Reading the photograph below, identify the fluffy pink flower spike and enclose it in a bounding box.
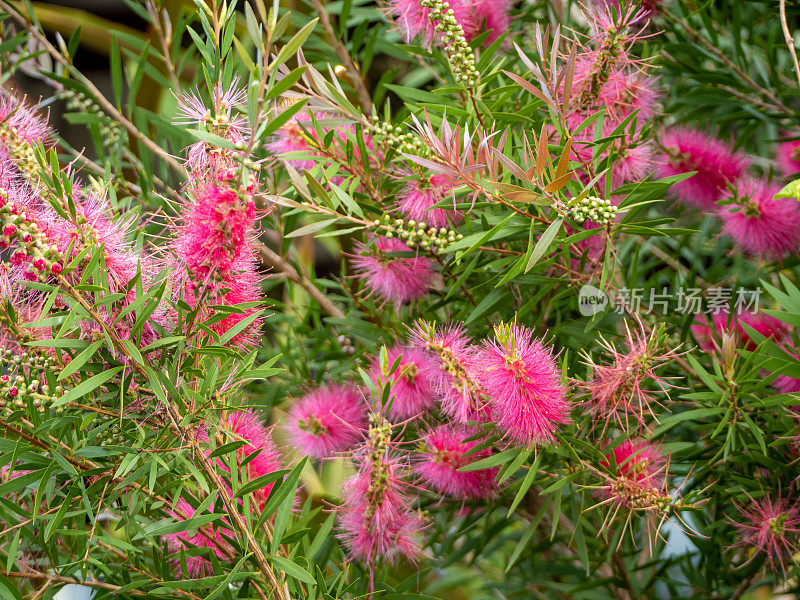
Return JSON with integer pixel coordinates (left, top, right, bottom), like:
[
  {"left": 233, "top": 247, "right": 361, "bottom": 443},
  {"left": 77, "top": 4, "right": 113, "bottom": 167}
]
[
  {"left": 415, "top": 425, "right": 497, "bottom": 498},
  {"left": 370, "top": 345, "right": 438, "bottom": 420},
  {"left": 476, "top": 322, "right": 569, "bottom": 446},
  {"left": 284, "top": 383, "right": 367, "bottom": 459},
  {"left": 718, "top": 178, "right": 800, "bottom": 260},
  {"left": 350, "top": 235, "right": 436, "bottom": 305},
  {"left": 658, "top": 127, "right": 749, "bottom": 210},
  {"left": 162, "top": 498, "right": 234, "bottom": 578},
  {"left": 409, "top": 320, "right": 487, "bottom": 422},
  {"left": 337, "top": 414, "right": 424, "bottom": 563}
]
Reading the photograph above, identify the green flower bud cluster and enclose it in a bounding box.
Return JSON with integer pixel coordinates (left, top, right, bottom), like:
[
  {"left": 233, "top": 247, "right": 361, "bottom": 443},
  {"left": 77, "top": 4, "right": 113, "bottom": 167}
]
[
  {"left": 0, "top": 122, "right": 38, "bottom": 182},
  {"left": 372, "top": 213, "right": 463, "bottom": 251},
  {"left": 367, "top": 117, "right": 430, "bottom": 158},
  {"left": 94, "top": 412, "right": 128, "bottom": 447},
  {"left": 0, "top": 363, "right": 64, "bottom": 417},
  {"left": 368, "top": 413, "right": 393, "bottom": 455},
  {"left": 569, "top": 195, "right": 616, "bottom": 226},
  {"left": 419, "top": 0, "right": 479, "bottom": 87},
  {"left": 58, "top": 89, "right": 121, "bottom": 148}
]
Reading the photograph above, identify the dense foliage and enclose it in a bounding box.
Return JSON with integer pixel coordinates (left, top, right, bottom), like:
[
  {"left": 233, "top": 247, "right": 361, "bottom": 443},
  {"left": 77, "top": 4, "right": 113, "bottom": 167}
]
[{"left": 0, "top": 0, "right": 800, "bottom": 598}]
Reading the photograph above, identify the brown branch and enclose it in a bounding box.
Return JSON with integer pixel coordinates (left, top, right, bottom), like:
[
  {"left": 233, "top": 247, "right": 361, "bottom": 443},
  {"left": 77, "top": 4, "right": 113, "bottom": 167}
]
[
  {"left": 0, "top": 0, "right": 187, "bottom": 175},
  {"left": 780, "top": 0, "right": 800, "bottom": 91},
  {"left": 258, "top": 243, "right": 346, "bottom": 318}
]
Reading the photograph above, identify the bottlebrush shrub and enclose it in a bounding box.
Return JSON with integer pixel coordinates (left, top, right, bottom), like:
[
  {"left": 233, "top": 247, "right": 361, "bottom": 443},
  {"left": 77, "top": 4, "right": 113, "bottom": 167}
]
[{"left": 1, "top": 0, "right": 800, "bottom": 599}]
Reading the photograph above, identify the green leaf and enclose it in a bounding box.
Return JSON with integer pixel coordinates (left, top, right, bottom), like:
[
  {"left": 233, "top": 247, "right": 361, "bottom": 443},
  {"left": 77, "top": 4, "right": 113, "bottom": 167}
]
[
  {"left": 52, "top": 366, "right": 124, "bottom": 407},
  {"left": 525, "top": 218, "right": 562, "bottom": 272},
  {"left": 57, "top": 339, "right": 104, "bottom": 380},
  {"left": 267, "top": 555, "right": 315, "bottom": 585}
]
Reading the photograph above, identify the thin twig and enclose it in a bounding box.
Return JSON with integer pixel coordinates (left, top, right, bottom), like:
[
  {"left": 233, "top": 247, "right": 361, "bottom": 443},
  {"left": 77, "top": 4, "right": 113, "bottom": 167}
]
[
  {"left": 0, "top": 0, "right": 186, "bottom": 175},
  {"left": 658, "top": 4, "right": 793, "bottom": 115},
  {"left": 259, "top": 243, "right": 346, "bottom": 318},
  {"left": 780, "top": 0, "right": 800, "bottom": 91},
  {"left": 308, "top": 0, "right": 373, "bottom": 112}
]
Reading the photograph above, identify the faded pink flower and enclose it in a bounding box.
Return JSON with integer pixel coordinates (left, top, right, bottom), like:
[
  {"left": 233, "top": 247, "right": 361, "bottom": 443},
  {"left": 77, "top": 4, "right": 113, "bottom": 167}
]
[
  {"left": 691, "top": 309, "right": 787, "bottom": 352},
  {"left": 476, "top": 323, "right": 569, "bottom": 446},
  {"left": 583, "top": 322, "right": 681, "bottom": 432},
  {"left": 284, "top": 383, "right": 367, "bottom": 459},
  {"left": 162, "top": 498, "right": 234, "bottom": 578},
  {"left": 718, "top": 178, "right": 800, "bottom": 260},
  {"left": 409, "top": 321, "right": 487, "bottom": 422},
  {"left": 370, "top": 345, "right": 438, "bottom": 420},
  {"left": 658, "top": 127, "right": 749, "bottom": 210},
  {"left": 177, "top": 79, "right": 249, "bottom": 179},
  {"left": 776, "top": 137, "right": 800, "bottom": 177},
  {"left": 350, "top": 236, "right": 436, "bottom": 304},
  {"left": 415, "top": 425, "right": 497, "bottom": 498},
  {"left": 730, "top": 493, "right": 800, "bottom": 577},
  {"left": 266, "top": 111, "right": 375, "bottom": 183},
  {"left": 396, "top": 174, "right": 462, "bottom": 228},
  {"left": 338, "top": 451, "right": 423, "bottom": 563},
  {"left": 43, "top": 190, "right": 139, "bottom": 289},
  {"left": 592, "top": 0, "right": 664, "bottom": 17},
  {"left": 775, "top": 373, "right": 800, "bottom": 394}
]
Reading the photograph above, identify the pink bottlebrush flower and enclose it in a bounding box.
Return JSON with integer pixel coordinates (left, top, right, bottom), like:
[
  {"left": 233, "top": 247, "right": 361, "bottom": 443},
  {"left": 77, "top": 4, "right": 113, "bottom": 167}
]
[
  {"left": 582, "top": 321, "right": 679, "bottom": 432},
  {"left": 176, "top": 184, "right": 256, "bottom": 281},
  {"left": 476, "top": 323, "right": 569, "bottom": 446},
  {"left": 718, "top": 178, "right": 800, "bottom": 260},
  {"left": 162, "top": 498, "right": 234, "bottom": 578},
  {"left": 173, "top": 252, "right": 265, "bottom": 350},
  {"left": 370, "top": 345, "right": 438, "bottom": 420},
  {"left": 613, "top": 139, "right": 656, "bottom": 187},
  {"left": 267, "top": 111, "right": 374, "bottom": 183},
  {"left": 775, "top": 374, "right": 800, "bottom": 394},
  {"left": 176, "top": 78, "right": 247, "bottom": 131},
  {"left": 338, "top": 450, "right": 423, "bottom": 563},
  {"left": 691, "top": 309, "right": 788, "bottom": 352},
  {"left": 266, "top": 111, "right": 319, "bottom": 173},
  {"left": 409, "top": 320, "right": 488, "bottom": 422},
  {"left": 730, "top": 493, "right": 800, "bottom": 577},
  {"left": 388, "top": 0, "right": 474, "bottom": 45},
  {"left": 396, "top": 174, "right": 462, "bottom": 228},
  {"left": 199, "top": 410, "right": 284, "bottom": 506},
  {"left": 465, "top": 0, "right": 511, "bottom": 43},
  {"left": 0, "top": 95, "right": 53, "bottom": 150},
  {"left": 415, "top": 425, "right": 497, "bottom": 498},
  {"left": 350, "top": 236, "right": 436, "bottom": 305},
  {"left": 568, "top": 57, "right": 659, "bottom": 129},
  {"left": 284, "top": 383, "right": 367, "bottom": 459},
  {"left": 658, "top": 127, "right": 749, "bottom": 210},
  {"left": 600, "top": 70, "right": 660, "bottom": 123},
  {"left": 776, "top": 137, "right": 800, "bottom": 177},
  {"left": 42, "top": 189, "right": 139, "bottom": 289},
  {"left": 598, "top": 440, "right": 667, "bottom": 508},
  {"left": 177, "top": 79, "right": 249, "bottom": 179}
]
